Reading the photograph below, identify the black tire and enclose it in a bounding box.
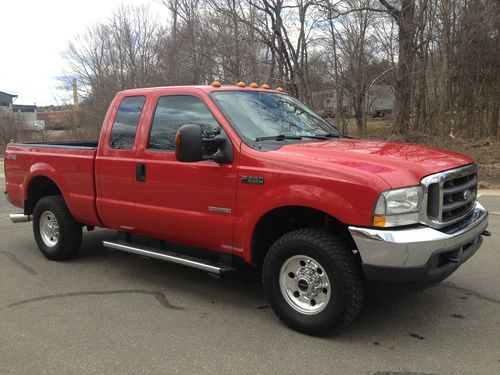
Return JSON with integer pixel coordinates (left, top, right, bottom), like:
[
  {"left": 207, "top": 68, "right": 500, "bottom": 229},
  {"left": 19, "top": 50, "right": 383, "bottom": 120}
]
[
  {"left": 262, "top": 228, "right": 364, "bottom": 336},
  {"left": 33, "top": 195, "right": 82, "bottom": 260}
]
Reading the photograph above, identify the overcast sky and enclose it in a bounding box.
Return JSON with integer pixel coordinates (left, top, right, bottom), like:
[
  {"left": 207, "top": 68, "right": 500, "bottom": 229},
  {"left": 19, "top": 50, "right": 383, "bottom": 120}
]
[{"left": 0, "top": 0, "right": 168, "bottom": 106}]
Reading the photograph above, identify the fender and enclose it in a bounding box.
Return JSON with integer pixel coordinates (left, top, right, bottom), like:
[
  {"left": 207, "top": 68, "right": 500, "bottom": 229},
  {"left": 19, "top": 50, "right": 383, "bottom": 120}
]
[
  {"left": 23, "top": 162, "right": 102, "bottom": 227},
  {"left": 25, "top": 162, "right": 69, "bottom": 201},
  {"left": 235, "top": 183, "right": 372, "bottom": 263}
]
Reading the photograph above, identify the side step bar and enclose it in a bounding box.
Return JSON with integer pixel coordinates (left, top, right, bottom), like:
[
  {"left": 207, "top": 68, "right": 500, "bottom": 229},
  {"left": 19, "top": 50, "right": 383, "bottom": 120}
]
[
  {"left": 102, "top": 240, "right": 235, "bottom": 275},
  {"left": 9, "top": 213, "right": 32, "bottom": 223}
]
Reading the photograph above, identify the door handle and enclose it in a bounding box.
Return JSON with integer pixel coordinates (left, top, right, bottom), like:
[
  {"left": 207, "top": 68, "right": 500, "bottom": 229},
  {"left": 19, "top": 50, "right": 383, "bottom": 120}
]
[{"left": 136, "top": 163, "right": 146, "bottom": 182}]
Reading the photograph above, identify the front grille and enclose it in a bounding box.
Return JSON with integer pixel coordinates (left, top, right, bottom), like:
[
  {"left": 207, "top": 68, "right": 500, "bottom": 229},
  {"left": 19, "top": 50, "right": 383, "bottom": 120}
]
[
  {"left": 441, "top": 173, "right": 477, "bottom": 221},
  {"left": 423, "top": 164, "right": 478, "bottom": 228}
]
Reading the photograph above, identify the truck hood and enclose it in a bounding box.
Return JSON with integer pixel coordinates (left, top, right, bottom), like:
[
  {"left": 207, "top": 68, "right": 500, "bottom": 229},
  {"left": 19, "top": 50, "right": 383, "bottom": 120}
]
[{"left": 275, "top": 139, "right": 474, "bottom": 188}]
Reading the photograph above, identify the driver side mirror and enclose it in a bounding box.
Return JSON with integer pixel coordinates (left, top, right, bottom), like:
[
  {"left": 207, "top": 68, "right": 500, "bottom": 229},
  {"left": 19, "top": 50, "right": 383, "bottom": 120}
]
[
  {"left": 175, "top": 124, "right": 233, "bottom": 164},
  {"left": 175, "top": 124, "right": 203, "bottom": 162}
]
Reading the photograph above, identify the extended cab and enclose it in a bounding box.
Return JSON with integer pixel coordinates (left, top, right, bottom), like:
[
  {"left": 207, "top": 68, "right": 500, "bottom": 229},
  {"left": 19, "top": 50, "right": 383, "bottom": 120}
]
[{"left": 4, "top": 84, "right": 489, "bottom": 335}]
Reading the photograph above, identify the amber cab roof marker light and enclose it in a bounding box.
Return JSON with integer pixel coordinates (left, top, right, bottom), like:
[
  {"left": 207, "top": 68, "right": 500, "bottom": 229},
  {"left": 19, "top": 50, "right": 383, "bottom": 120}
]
[
  {"left": 275, "top": 86, "right": 284, "bottom": 92},
  {"left": 211, "top": 81, "right": 222, "bottom": 87},
  {"left": 236, "top": 81, "right": 246, "bottom": 87},
  {"left": 249, "top": 82, "right": 259, "bottom": 88},
  {"left": 261, "top": 83, "right": 270, "bottom": 89}
]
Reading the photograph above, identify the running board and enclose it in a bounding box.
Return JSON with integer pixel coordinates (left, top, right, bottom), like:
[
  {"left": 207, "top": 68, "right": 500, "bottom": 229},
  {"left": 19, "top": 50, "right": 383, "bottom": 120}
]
[{"left": 102, "top": 240, "right": 235, "bottom": 275}]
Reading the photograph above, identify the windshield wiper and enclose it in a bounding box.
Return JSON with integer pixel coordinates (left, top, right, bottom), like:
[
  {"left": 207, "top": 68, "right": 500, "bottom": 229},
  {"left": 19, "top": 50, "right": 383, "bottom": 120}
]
[
  {"left": 255, "top": 134, "right": 303, "bottom": 142},
  {"left": 300, "top": 135, "right": 330, "bottom": 140},
  {"left": 315, "top": 133, "right": 341, "bottom": 138},
  {"left": 254, "top": 133, "right": 342, "bottom": 142}
]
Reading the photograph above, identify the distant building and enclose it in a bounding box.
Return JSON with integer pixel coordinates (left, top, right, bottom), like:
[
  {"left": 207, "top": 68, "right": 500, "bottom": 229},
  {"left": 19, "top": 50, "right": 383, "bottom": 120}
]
[
  {"left": 0, "top": 91, "right": 18, "bottom": 116},
  {"left": 365, "top": 85, "right": 395, "bottom": 116},
  {"left": 12, "top": 104, "right": 37, "bottom": 125},
  {"left": 37, "top": 108, "right": 75, "bottom": 130},
  {"left": 0, "top": 90, "right": 39, "bottom": 128},
  {"left": 1, "top": 83, "right": 80, "bottom": 131},
  {"left": 311, "top": 84, "right": 395, "bottom": 117},
  {"left": 36, "top": 81, "right": 80, "bottom": 130}
]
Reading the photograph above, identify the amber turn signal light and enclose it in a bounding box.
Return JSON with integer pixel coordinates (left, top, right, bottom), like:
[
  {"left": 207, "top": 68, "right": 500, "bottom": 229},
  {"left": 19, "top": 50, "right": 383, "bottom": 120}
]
[
  {"left": 261, "top": 83, "right": 270, "bottom": 89},
  {"left": 372, "top": 215, "right": 387, "bottom": 227},
  {"left": 175, "top": 132, "right": 182, "bottom": 159},
  {"left": 275, "top": 86, "right": 284, "bottom": 92},
  {"left": 237, "top": 81, "right": 246, "bottom": 87},
  {"left": 249, "top": 82, "right": 259, "bottom": 88},
  {"left": 211, "top": 81, "right": 221, "bottom": 87}
]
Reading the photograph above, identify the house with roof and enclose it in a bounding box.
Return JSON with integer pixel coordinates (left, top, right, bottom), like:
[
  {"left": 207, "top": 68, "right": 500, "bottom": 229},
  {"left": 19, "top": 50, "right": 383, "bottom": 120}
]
[
  {"left": 311, "top": 84, "right": 395, "bottom": 118},
  {"left": 0, "top": 91, "right": 39, "bottom": 128},
  {"left": 0, "top": 91, "right": 18, "bottom": 110}
]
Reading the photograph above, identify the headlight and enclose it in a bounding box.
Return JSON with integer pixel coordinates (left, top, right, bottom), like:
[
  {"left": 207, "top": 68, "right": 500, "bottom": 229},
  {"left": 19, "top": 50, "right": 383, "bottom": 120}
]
[{"left": 373, "top": 186, "right": 422, "bottom": 227}]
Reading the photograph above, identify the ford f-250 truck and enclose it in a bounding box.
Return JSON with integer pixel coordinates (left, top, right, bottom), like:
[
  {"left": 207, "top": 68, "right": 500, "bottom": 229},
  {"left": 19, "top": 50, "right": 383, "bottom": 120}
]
[{"left": 4, "top": 83, "right": 489, "bottom": 335}]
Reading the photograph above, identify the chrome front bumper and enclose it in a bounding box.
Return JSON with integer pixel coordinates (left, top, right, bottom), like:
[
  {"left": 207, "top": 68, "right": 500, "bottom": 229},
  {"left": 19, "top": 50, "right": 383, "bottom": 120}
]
[{"left": 348, "top": 202, "right": 488, "bottom": 283}]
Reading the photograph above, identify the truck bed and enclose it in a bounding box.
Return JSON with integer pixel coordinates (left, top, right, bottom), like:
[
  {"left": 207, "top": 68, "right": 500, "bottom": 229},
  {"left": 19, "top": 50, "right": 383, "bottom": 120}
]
[
  {"left": 4, "top": 141, "right": 101, "bottom": 226},
  {"left": 9, "top": 140, "right": 98, "bottom": 149}
]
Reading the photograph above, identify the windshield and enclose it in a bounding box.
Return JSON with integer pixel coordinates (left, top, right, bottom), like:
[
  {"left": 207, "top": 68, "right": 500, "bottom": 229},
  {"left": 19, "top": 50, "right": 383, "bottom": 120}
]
[{"left": 211, "top": 91, "right": 340, "bottom": 142}]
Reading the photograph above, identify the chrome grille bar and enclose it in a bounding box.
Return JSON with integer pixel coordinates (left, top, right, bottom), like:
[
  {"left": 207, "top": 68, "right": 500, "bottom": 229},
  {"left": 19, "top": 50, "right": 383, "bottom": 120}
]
[
  {"left": 443, "top": 176, "right": 477, "bottom": 195},
  {"left": 441, "top": 173, "right": 477, "bottom": 222},
  {"left": 421, "top": 164, "right": 478, "bottom": 229}
]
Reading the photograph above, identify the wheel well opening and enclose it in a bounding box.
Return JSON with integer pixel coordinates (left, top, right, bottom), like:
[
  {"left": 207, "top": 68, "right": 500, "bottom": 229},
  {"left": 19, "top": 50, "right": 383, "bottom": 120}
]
[
  {"left": 251, "top": 206, "right": 356, "bottom": 266},
  {"left": 25, "top": 176, "right": 62, "bottom": 214}
]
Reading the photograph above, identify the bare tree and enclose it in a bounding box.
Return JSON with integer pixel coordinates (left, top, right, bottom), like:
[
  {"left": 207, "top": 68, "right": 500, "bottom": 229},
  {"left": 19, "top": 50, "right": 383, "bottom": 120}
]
[
  {"left": 0, "top": 111, "right": 25, "bottom": 146},
  {"left": 63, "top": 5, "right": 163, "bottom": 126},
  {"left": 209, "top": 0, "right": 321, "bottom": 103},
  {"left": 61, "top": 0, "right": 499, "bottom": 139}
]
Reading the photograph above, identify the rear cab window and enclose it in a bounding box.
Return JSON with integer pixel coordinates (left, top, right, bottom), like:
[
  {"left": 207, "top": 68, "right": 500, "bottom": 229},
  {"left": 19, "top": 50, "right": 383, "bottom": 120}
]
[{"left": 109, "top": 96, "right": 146, "bottom": 150}]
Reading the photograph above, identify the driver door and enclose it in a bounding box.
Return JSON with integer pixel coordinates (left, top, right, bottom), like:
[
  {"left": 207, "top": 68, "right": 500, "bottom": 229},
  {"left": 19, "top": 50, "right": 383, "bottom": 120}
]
[{"left": 134, "top": 90, "right": 238, "bottom": 254}]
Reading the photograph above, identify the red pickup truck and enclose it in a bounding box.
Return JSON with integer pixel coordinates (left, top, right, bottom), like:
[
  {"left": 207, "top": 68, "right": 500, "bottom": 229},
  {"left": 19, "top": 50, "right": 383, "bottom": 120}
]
[{"left": 4, "top": 84, "right": 489, "bottom": 335}]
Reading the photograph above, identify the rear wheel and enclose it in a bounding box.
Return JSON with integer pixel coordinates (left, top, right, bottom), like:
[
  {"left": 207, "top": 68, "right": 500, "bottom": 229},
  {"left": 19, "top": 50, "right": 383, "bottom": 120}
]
[
  {"left": 262, "top": 228, "right": 364, "bottom": 336},
  {"left": 33, "top": 195, "right": 82, "bottom": 260}
]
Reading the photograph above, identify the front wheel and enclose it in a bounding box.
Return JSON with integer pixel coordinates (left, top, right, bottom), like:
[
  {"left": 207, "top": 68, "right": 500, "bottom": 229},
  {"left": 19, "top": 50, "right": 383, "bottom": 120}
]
[
  {"left": 262, "top": 229, "right": 364, "bottom": 336},
  {"left": 33, "top": 195, "right": 82, "bottom": 260}
]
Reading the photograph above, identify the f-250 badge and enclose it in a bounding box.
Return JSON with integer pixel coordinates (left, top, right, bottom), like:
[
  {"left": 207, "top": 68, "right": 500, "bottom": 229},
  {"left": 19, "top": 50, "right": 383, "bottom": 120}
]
[{"left": 241, "top": 175, "right": 264, "bottom": 185}]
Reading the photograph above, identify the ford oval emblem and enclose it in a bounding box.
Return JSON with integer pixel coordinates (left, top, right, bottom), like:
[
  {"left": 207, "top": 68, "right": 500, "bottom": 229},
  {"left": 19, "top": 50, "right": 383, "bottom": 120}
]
[{"left": 463, "top": 189, "right": 474, "bottom": 200}]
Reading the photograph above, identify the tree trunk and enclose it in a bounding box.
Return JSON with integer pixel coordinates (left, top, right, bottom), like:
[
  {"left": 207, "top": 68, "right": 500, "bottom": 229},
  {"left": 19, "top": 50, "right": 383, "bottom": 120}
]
[
  {"left": 354, "top": 94, "right": 366, "bottom": 137},
  {"left": 394, "top": 0, "right": 415, "bottom": 135},
  {"left": 380, "top": 0, "right": 416, "bottom": 135},
  {"left": 491, "top": 99, "right": 499, "bottom": 136}
]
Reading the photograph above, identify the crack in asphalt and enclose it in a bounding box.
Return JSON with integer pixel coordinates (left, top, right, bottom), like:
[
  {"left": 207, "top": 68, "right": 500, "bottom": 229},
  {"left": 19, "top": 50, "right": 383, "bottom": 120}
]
[
  {"left": 438, "top": 282, "right": 500, "bottom": 305},
  {"left": 4, "top": 290, "right": 185, "bottom": 310},
  {"left": 0, "top": 250, "right": 37, "bottom": 275}
]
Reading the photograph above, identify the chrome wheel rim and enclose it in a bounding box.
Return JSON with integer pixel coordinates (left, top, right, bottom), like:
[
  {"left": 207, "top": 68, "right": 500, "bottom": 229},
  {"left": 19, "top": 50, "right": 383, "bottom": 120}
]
[
  {"left": 39, "top": 211, "right": 60, "bottom": 247},
  {"left": 279, "top": 255, "right": 331, "bottom": 315}
]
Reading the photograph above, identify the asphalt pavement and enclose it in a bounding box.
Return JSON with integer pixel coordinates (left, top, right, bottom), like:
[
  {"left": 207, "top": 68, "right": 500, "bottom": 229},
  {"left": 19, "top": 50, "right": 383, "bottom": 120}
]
[{"left": 0, "top": 176, "right": 499, "bottom": 374}]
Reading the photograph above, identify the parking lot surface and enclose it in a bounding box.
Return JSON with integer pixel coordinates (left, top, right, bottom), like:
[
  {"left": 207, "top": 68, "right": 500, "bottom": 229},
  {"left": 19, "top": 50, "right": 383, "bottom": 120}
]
[{"left": 0, "top": 175, "right": 499, "bottom": 374}]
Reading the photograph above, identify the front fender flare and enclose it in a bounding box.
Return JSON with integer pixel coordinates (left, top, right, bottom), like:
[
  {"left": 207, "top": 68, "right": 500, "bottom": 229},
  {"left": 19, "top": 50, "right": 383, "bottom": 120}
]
[{"left": 235, "top": 184, "right": 363, "bottom": 263}]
